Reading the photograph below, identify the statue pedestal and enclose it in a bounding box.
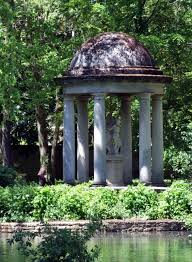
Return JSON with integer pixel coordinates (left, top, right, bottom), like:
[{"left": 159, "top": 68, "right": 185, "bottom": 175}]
[{"left": 106, "top": 155, "right": 124, "bottom": 186}]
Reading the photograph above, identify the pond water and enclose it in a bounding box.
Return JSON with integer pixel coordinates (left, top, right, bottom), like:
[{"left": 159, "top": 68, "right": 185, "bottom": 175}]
[{"left": 0, "top": 232, "right": 192, "bottom": 262}]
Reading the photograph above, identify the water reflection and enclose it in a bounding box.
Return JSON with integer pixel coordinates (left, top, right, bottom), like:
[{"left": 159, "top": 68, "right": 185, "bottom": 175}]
[
  {"left": 0, "top": 233, "right": 27, "bottom": 262},
  {"left": 89, "top": 232, "right": 192, "bottom": 262},
  {"left": 0, "top": 232, "right": 191, "bottom": 262}
]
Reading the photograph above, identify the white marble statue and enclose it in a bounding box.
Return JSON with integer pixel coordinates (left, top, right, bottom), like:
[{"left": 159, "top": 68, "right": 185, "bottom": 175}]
[{"left": 106, "top": 114, "right": 122, "bottom": 155}]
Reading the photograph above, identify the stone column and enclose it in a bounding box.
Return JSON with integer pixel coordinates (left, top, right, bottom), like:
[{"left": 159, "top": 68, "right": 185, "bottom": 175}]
[
  {"left": 63, "top": 95, "right": 75, "bottom": 184},
  {"left": 93, "top": 93, "right": 106, "bottom": 185},
  {"left": 152, "top": 95, "right": 164, "bottom": 186},
  {"left": 139, "top": 93, "right": 152, "bottom": 184},
  {"left": 121, "top": 96, "right": 132, "bottom": 184},
  {"left": 77, "top": 96, "right": 89, "bottom": 183}
]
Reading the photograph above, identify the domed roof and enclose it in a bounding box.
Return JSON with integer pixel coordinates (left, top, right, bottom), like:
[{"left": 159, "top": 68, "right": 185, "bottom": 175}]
[
  {"left": 57, "top": 32, "right": 172, "bottom": 84},
  {"left": 67, "top": 32, "right": 161, "bottom": 76}
]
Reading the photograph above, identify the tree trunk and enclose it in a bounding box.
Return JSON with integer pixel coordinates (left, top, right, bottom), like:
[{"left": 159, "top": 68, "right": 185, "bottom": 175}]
[
  {"left": 50, "top": 121, "right": 60, "bottom": 182},
  {"left": 0, "top": 128, "right": 3, "bottom": 165},
  {"left": 51, "top": 88, "right": 62, "bottom": 182},
  {"left": 135, "top": 0, "right": 148, "bottom": 34},
  {"left": 1, "top": 113, "right": 13, "bottom": 167},
  {"left": 36, "top": 104, "right": 50, "bottom": 182}
]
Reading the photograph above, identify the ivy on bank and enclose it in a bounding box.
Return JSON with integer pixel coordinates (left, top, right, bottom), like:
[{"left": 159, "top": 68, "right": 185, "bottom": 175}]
[{"left": 0, "top": 181, "right": 191, "bottom": 227}]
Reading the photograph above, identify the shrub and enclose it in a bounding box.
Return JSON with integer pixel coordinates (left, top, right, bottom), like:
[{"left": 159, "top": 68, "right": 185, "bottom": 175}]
[
  {"left": 0, "top": 182, "right": 191, "bottom": 225},
  {"left": 32, "top": 185, "right": 64, "bottom": 221},
  {"left": 164, "top": 146, "right": 192, "bottom": 179},
  {"left": 0, "top": 184, "right": 38, "bottom": 222},
  {"left": 32, "top": 184, "right": 93, "bottom": 221},
  {"left": 118, "top": 184, "right": 159, "bottom": 219},
  {"left": 0, "top": 166, "right": 16, "bottom": 187},
  {"left": 182, "top": 214, "right": 192, "bottom": 229},
  {"left": 56, "top": 184, "right": 91, "bottom": 220},
  {"left": 8, "top": 221, "right": 100, "bottom": 262},
  {"left": 158, "top": 181, "right": 192, "bottom": 219},
  {"left": 0, "top": 187, "right": 11, "bottom": 220},
  {"left": 5, "top": 185, "right": 38, "bottom": 222},
  {"left": 85, "top": 188, "right": 118, "bottom": 219}
]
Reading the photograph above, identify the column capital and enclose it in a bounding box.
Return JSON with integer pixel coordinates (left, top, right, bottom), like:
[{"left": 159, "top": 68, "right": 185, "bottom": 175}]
[
  {"left": 121, "top": 95, "right": 132, "bottom": 102},
  {"left": 76, "top": 95, "right": 90, "bottom": 101},
  {"left": 139, "top": 93, "right": 151, "bottom": 100},
  {"left": 152, "top": 94, "right": 163, "bottom": 101},
  {"left": 93, "top": 93, "right": 106, "bottom": 99},
  {"left": 63, "top": 94, "right": 74, "bottom": 101}
]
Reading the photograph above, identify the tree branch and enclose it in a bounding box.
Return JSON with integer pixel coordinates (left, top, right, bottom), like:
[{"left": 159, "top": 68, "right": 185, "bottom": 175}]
[{"left": 146, "top": 0, "right": 161, "bottom": 25}]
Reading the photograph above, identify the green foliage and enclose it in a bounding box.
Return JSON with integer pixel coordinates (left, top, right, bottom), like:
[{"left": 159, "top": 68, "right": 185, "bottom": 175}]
[
  {"left": 56, "top": 184, "right": 91, "bottom": 220},
  {"left": 8, "top": 222, "right": 100, "bottom": 262},
  {"left": 164, "top": 146, "right": 192, "bottom": 179},
  {"left": 0, "top": 182, "right": 191, "bottom": 226},
  {"left": 158, "top": 181, "right": 192, "bottom": 219},
  {"left": 182, "top": 214, "right": 192, "bottom": 229},
  {"left": 0, "top": 184, "right": 37, "bottom": 222},
  {"left": 118, "top": 184, "right": 159, "bottom": 219},
  {"left": 0, "top": 166, "right": 16, "bottom": 187},
  {"left": 0, "top": 0, "right": 191, "bottom": 180},
  {"left": 0, "top": 187, "right": 10, "bottom": 218},
  {"left": 32, "top": 186, "right": 62, "bottom": 221},
  {"left": 85, "top": 188, "right": 118, "bottom": 219}
]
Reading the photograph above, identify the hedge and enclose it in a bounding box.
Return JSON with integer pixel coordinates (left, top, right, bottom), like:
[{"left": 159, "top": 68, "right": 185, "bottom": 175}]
[{"left": 0, "top": 181, "right": 191, "bottom": 226}]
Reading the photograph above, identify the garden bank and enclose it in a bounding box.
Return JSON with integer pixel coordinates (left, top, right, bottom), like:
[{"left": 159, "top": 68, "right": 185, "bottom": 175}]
[
  {"left": 0, "top": 219, "right": 187, "bottom": 233},
  {"left": 0, "top": 181, "right": 191, "bottom": 231}
]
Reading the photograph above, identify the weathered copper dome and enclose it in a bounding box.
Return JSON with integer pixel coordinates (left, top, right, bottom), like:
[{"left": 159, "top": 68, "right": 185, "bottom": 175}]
[
  {"left": 58, "top": 32, "right": 172, "bottom": 84},
  {"left": 67, "top": 32, "right": 161, "bottom": 76}
]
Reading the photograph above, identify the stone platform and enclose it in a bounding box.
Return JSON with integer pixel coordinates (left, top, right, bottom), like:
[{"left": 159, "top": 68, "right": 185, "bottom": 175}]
[
  {"left": 91, "top": 186, "right": 167, "bottom": 192},
  {"left": 0, "top": 219, "right": 186, "bottom": 233}
]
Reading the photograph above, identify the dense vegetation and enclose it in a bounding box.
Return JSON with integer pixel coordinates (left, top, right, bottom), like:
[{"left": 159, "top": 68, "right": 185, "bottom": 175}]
[
  {"left": 0, "top": 182, "right": 191, "bottom": 227},
  {"left": 9, "top": 222, "right": 100, "bottom": 262},
  {"left": 0, "top": 0, "right": 191, "bottom": 180}
]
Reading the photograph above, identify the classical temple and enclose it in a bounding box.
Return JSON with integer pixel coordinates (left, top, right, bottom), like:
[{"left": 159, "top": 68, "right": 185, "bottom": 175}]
[{"left": 56, "top": 32, "right": 172, "bottom": 187}]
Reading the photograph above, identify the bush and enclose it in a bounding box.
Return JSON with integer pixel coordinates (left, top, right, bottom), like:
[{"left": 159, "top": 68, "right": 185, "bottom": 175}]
[
  {"left": 0, "top": 181, "right": 191, "bottom": 226},
  {"left": 32, "top": 184, "right": 91, "bottom": 221},
  {"left": 0, "top": 166, "right": 16, "bottom": 187},
  {"left": 8, "top": 221, "right": 100, "bottom": 262},
  {"left": 56, "top": 184, "right": 91, "bottom": 220},
  {"left": 164, "top": 146, "right": 192, "bottom": 179},
  {"left": 0, "top": 187, "right": 11, "bottom": 219},
  {"left": 0, "top": 185, "right": 38, "bottom": 222},
  {"left": 85, "top": 188, "right": 118, "bottom": 219},
  {"left": 32, "top": 185, "right": 64, "bottom": 221},
  {"left": 118, "top": 184, "right": 159, "bottom": 219},
  {"left": 158, "top": 181, "right": 192, "bottom": 219}
]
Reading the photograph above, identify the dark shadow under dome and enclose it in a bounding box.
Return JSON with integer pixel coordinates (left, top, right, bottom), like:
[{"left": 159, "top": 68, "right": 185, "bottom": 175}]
[{"left": 66, "top": 32, "right": 161, "bottom": 76}]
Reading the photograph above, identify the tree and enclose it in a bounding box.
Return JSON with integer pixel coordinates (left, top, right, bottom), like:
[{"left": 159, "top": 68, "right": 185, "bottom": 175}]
[
  {"left": 0, "top": 0, "right": 191, "bottom": 179},
  {"left": 0, "top": 0, "right": 68, "bottom": 179},
  {"left": 9, "top": 222, "right": 100, "bottom": 262},
  {"left": 0, "top": 1, "right": 20, "bottom": 167}
]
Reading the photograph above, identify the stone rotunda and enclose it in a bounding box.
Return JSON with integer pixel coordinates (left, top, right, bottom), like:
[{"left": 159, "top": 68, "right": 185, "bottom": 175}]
[{"left": 56, "top": 32, "right": 172, "bottom": 187}]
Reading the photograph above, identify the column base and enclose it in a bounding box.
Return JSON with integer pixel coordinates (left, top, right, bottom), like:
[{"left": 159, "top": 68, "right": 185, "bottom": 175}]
[
  {"left": 124, "top": 181, "right": 133, "bottom": 186},
  {"left": 106, "top": 181, "right": 125, "bottom": 187},
  {"left": 106, "top": 155, "right": 124, "bottom": 187},
  {"left": 140, "top": 181, "right": 152, "bottom": 186},
  {"left": 63, "top": 180, "right": 76, "bottom": 186},
  {"left": 152, "top": 181, "right": 166, "bottom": 187},
  {"left": 92, "top": 181, "right": 107, "bottom": 187},
  {"left": 78, "top": 179, "right": 89, "bottom": 184}
]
